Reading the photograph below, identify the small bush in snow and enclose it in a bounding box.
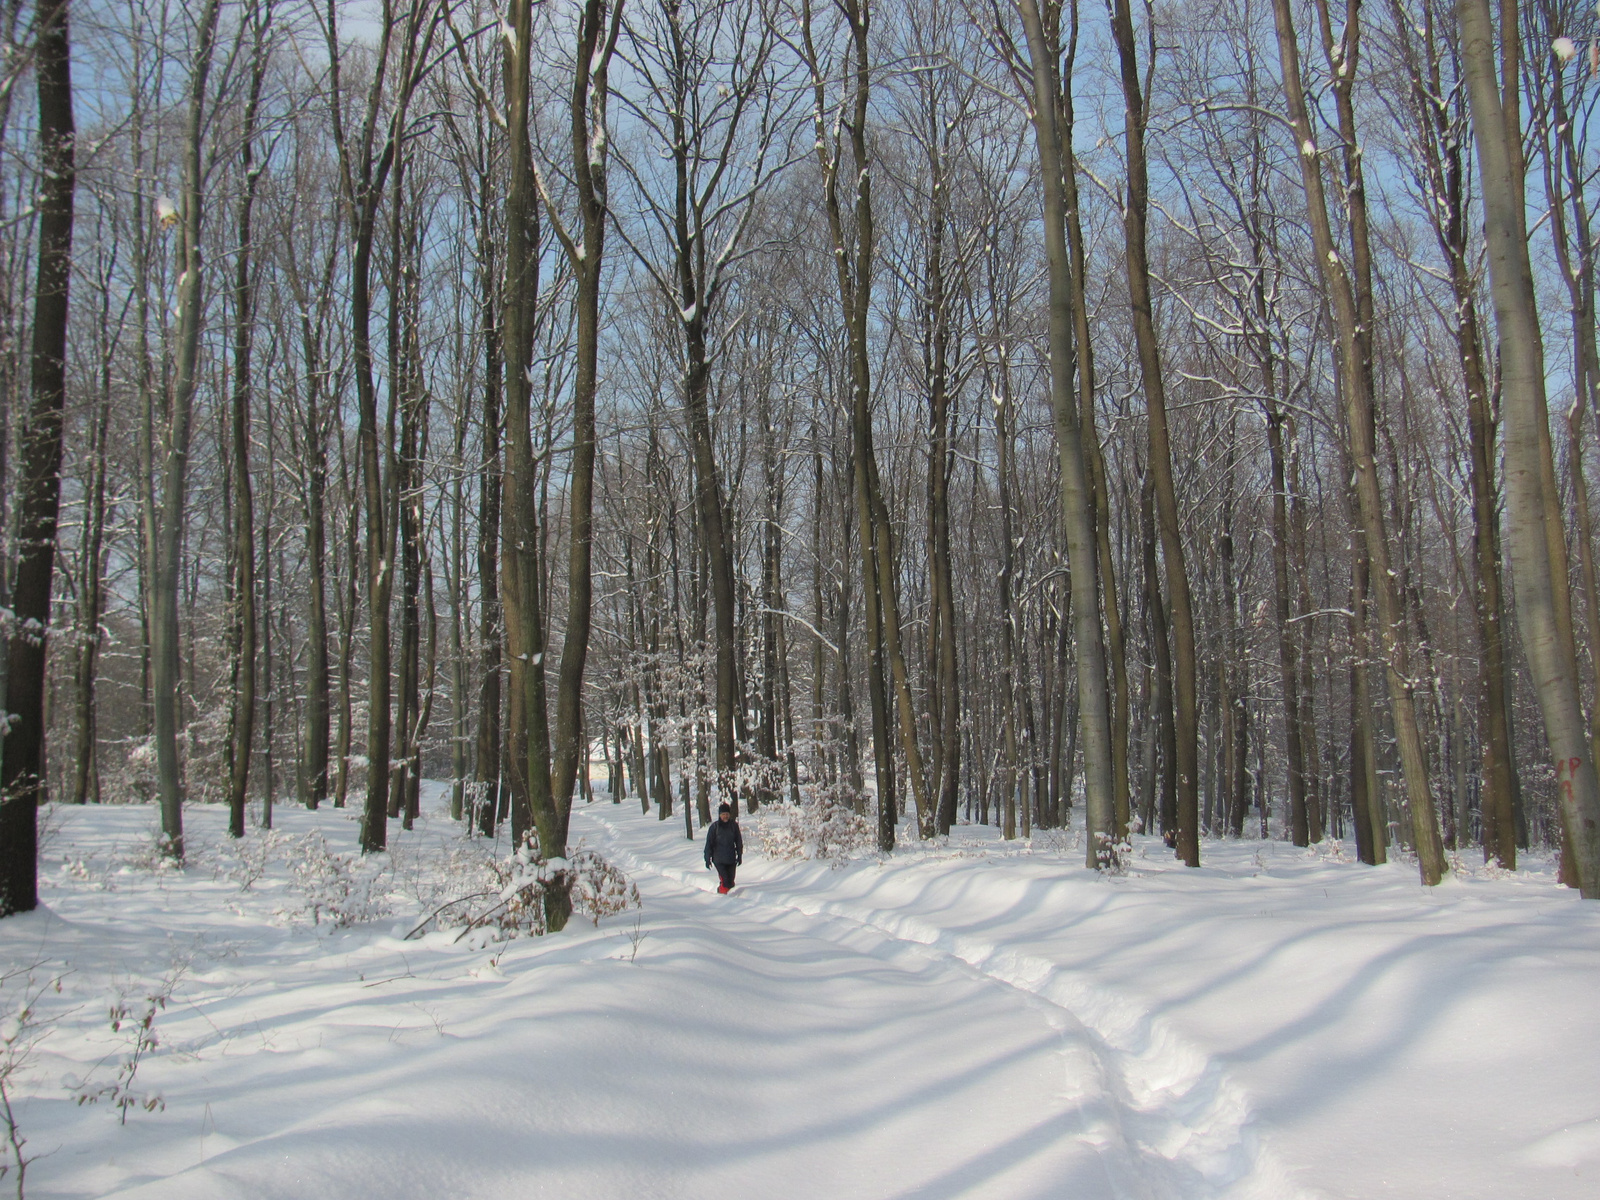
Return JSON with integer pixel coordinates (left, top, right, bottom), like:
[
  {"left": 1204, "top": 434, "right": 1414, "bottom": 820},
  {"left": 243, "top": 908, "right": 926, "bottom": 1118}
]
[
  {"left": 568, "top": 848, "right": 641, "bottom": 925},
  {"left": 754, "top": 785, "right": 873, "bottom": 862},
  {"left": 0, "top": 970, "right": 61, "bottom": 1194},
  {"left": 118, "top": 825, "right": 182, "bottom": 873},
  {"left": 434, "top": 845, "right": 639, "bottom": 943},
  {"left": 225, "top": 829, "right": 292, "bottom": 892},
  {"left": 287, "top": 832, "right": 390, "bottom": 927},
  {"left": 102, "top": 738, "right": 160, "bottom": 806},
  {"left": 73, "top": 965, "right": 184, "bottom": 1125}
]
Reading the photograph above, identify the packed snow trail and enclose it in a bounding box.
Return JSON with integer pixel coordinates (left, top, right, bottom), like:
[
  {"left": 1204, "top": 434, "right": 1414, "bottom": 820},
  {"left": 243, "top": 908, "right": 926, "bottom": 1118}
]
[
  {"left": 102, "top": 863, "right": 1124, "bottom": 1199},
  {"left": 588, "top": 807, "right": 1305, "bottom": 1200}
]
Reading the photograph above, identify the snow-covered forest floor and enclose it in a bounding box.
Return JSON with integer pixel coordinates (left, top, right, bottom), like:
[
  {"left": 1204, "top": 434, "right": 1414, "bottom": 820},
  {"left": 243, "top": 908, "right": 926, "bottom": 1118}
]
[{"left": 0, "top": 788, "right": 1595, "bottom": 1199}]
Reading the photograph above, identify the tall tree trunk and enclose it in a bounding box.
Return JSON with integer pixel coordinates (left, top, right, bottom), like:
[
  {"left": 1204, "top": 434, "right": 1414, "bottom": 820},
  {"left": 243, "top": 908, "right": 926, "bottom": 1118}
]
[
  {"left": 448, "top": 365, "right": 470, "bottom": 821},
  {"left": 918, "top": 93, "right": 962, "bottom": 835},
  {"left": 149, "top": 0, "right": 222, "bottom": 862},
  {"left": 803, "top": 0, "right": 895, "bottom": 847},
  {"left": 1349, "top": 525, "right": 1387, "bottom": 864},
  {"left": 0, "top": 0, "right": 76, "bottom": 913},
  {"left": 1108, "top": 0, "right": 1199, "bottom": 865},
  {"left": 475, "top": 169, "right": 504, "bottom": 837},
  {"left": 997, "top": 362, "right": 1020, "bottom": 840},
  {"left": 226, "top": 7, "right": 268, "bottom": 838},
  {"left": 1050, "top": 2, "right": 1130, "bottom": 838},
  {"left": 333, "top": 423, "right": 358, "bottom": 808},
  {"left": 540, "top": 0, "right": 623, "bottom": 922},
  {"left": 1142, "top": 468, "right": 1177, "bottom": 839},
  {"left": 1014, "top": 0, "right": 1117, "bottom": 865},
  {"left": 1388, "top": 0, "right": 1517, "bottom": 866},
  {"left": 300, "top": 293, "right": 331, "bottom": 810},
  {"left": 1271, "top": 0, "right": 1446, "bottom": 883},
  {"left": 679, "top": 257, "right": 739, "bottom": 805},
  {"left": 326, "top": 0, "right": 439, "bottom": 853},
  {"left": 1457, "top": 0, "right": 1600, "bottom": 893},
  {"left": 259, "top": 476, "right": 275, "bottom": 829},
  {"left": 502, "top": 0, "right": 552, "bottom": 856},
  {"left": 72, "top": 342, "right": 110, "bottom": 807}
]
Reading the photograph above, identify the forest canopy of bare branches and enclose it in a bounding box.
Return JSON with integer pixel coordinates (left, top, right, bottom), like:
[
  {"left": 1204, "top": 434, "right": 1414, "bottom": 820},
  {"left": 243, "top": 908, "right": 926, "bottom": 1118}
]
[{"left": 4, "top": 0, "right": 1600, "bottom": 921}]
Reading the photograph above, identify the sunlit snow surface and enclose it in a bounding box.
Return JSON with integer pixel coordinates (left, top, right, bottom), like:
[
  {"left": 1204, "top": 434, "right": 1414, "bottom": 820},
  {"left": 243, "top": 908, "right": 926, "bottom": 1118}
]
[{"left": 2, "top": 790, "right": 1596, "bottom": 1199}]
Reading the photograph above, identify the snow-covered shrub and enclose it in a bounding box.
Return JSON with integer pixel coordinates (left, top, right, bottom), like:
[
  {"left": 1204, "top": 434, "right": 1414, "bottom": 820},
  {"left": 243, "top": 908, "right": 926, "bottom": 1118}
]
[
  {"left": 287, "top": 831, "right": 390, "bottom": 927},
  {"left": 103, "top": 738, "right": 159, "bottom": 806},
  {"left": 428, "top": 845, "right": 639, "bottom": 943},
  {"left": 225, "top": 829, "right": 292, "bottom": 892},
  {"left": 753, "top": 785, "right": 873, "bottom": 862},
  {"left": 118, "top": 825, "right": 182, "bottom": 873},
  {"left": 74, "top": 968, "right": 181, "bottom": 1124},
  {"left": 475, "top": 848, "right": 560, "bottom": 939},
  {"left": 568, "top": 848, "right": 641, "bottom": 925},
  {"left": 0, "top": 969, "right": 61, "bottom": 1191},
  {"left": 389, "top": 834, "right": 499, "bottom": 913}
]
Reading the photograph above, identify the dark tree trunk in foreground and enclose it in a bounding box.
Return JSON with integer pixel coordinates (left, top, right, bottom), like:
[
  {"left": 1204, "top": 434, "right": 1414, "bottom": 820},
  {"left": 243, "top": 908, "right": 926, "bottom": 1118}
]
[{"left": 1, "top": 0, "right": 76, "bottom": 916}]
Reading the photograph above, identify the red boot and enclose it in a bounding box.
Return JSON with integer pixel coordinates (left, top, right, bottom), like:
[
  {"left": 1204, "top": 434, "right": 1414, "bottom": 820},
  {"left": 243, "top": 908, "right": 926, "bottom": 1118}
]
[{"left": 717, "top": 883, "right": 729, "bottom": 894}]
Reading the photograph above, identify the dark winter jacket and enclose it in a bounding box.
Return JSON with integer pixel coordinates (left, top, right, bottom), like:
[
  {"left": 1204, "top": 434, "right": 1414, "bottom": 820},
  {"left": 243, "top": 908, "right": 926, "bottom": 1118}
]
[{"left": 704, "top": 817, "right": 743, "bottom": 866}]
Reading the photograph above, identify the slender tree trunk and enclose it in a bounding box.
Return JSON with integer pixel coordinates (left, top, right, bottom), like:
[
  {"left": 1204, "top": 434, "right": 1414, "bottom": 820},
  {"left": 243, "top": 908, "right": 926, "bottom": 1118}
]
[
  {"left": 226, "top": 11, "right": 268, "bottom": 837},
  {"left": 1272, "top": 0, "right": 1446, "bottom": 882},
  {"left": 804, "top": 0, "right": 896, "bottom": 846},
  {"left": 301, "top": 301, "right": 331, "bottom": 809},
  {"left": 541, "top": 0, "right": 623, "bottom": 925},
  {"left": 259, "top": 484, "right": 275, "bottom": 828},
  {"left": 150, "top": 0, "right": 223, "bottom": 861},
  {"left": 1349, "top": 529, "right": 1387, "bottom": 864},
  {"left": 334, "top": 424, "right": 358, "bottom": 808},
  {"left": 1142, "top": 468, "right": 1177, "bottom": 839},
  {"left": 72, "top": 352, "right": 110, "bottom": 807},
  {"left": 1108, "top": 0, "right": 1199, "bottom": 865},
  {"left": 475, "top": 178, "right": 504, "bottom": 836},
  {"left": 918, "top": 107, "right": 962, "bottom": 835},
  {"left": 1014, "top": 0, "right": 1117, "bottom": 865},
  {"left": 502, "top": 0, "right": 552, "bottom": 856}
]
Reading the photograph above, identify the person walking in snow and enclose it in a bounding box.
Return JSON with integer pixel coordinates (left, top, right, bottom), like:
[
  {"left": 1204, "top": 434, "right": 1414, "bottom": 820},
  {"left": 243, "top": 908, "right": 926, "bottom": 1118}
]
[{"left": 704, "top": 802, "right": 743, "bottom": 894}]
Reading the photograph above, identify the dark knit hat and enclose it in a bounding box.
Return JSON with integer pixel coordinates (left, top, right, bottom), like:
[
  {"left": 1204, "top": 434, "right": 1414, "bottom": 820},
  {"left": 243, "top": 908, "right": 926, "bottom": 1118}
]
[{"left": 718, "top": 802, "right": 732, "bottom": 815}]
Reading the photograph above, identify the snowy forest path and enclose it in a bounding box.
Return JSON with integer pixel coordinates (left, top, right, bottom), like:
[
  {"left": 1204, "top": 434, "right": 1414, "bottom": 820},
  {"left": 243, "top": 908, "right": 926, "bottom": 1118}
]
[
  {"left": 571, "top": 808, "right": 1140, "bottom": 1199},
  {"left": 35, "top": 803, "right": 1122, "bottom": 1200},
  {"left": 583, "top": 806, "right": 1314, "bottom": 1200}
]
